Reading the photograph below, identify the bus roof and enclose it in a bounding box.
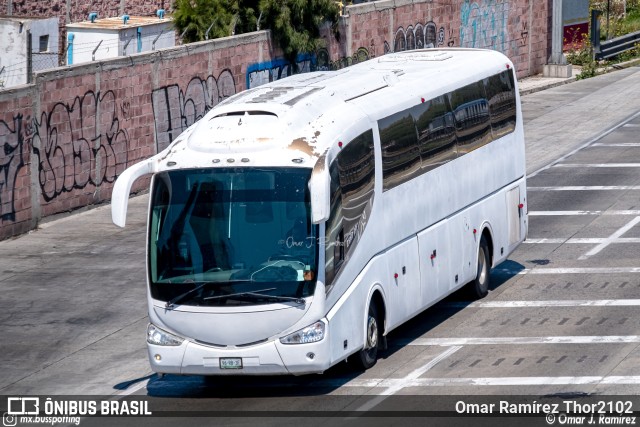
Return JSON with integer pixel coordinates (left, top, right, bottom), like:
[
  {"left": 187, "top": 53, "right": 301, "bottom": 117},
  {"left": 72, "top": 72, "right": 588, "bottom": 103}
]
[{"left": 156, "top": 48, "right": 515, "bottom": 172}]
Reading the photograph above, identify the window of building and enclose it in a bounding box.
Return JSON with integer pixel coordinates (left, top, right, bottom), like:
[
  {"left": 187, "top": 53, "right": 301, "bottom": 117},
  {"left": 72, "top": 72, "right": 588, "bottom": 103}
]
[{"left": 39, "top": 35, "right": 49, "bottom": 52}]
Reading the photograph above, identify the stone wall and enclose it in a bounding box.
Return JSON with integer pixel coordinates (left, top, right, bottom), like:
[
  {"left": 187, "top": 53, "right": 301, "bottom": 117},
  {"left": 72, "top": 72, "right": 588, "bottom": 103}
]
[{"left": 0, "top": 0, "right": 550, "bottom": 240}]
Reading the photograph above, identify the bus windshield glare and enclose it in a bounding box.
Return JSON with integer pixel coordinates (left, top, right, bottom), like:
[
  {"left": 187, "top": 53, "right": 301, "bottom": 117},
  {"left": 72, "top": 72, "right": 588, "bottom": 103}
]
[{"left": 148, "top": 167, "right": 318, "bottom": 307}]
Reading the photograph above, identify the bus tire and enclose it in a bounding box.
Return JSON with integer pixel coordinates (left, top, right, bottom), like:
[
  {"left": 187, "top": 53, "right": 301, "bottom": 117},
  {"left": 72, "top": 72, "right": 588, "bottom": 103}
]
[
  {"left": 353, "top": 300, "right": 380, "bottom": 370},
  {"left": 468, "top": 235, "right": 490, "bottom": 299}
]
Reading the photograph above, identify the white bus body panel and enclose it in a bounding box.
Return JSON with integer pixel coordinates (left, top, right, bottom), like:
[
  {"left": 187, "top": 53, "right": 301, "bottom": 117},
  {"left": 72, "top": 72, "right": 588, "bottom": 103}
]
[{"left": 111, "top": 49, "right": 528, "bottom": 376}]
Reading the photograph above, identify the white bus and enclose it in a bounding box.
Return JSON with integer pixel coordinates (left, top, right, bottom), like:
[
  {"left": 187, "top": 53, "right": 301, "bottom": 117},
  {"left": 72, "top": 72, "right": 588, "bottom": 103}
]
[{"left": 111, "top": 48, "right": 527, "bottom": 376}]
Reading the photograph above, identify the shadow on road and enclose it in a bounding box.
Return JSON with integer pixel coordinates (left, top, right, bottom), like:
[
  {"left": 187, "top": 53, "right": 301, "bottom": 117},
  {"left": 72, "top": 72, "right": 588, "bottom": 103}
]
[{"left": 133, "top": 261, "right": 526, "bottom": 400}]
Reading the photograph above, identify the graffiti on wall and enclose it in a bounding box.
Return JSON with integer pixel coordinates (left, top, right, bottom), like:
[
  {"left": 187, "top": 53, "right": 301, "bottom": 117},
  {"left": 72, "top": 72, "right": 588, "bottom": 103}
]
[
  {"left": 395, "top": 22, "right": 439, "bottom": 51},
  {"left": 31, "top": 90, "right": 131, "bottom": 202},
  {"left": 246, "top": 55, "right": 313, "bottom": 89},
  {"left": 390, "top": 21, "right": 452, "bottom": 53},
  {"left": 0, "top": 115, "right": 25, "bottom": 221},
  {"left": 0, "top": 89, "right": 131, "bottom": 223},
  {"left": 459, "top": 0, "right": 509, "bottom": 52},
  {"left": 152, "top": 70, "right": 236, "bottom": 152},
  {"left": 316, "top": 47, "right": 371, "bottom": 71}
]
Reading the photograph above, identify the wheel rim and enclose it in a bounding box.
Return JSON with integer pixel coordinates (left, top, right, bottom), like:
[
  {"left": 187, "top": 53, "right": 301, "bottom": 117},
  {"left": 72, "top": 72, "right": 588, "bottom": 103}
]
[
  {"left": 366, "top": 315, "right": 378, "bottom": 350},
  {"left": 477, "top": 247, "right": 488, "bottom": 287}
]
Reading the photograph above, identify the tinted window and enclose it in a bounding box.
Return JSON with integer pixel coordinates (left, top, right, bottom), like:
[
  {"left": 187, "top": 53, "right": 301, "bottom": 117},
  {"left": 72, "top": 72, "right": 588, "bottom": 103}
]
[
  {"left": 413, "top": 95, "right": 457, "bottom": 172},
  {"left": 485, "top": 69, "right": 517, "bottom": 137},
  {"left": 147, "top": 168, "right": 319, "bottom": 306},
  {"left": 449, "top": 81, "right": 492, "bottom": 153},
  {"left": 325, "top": 130, "right": 376, "bottom": 290},
  {"left": 379, "top": 111, "right": 420, "bottom": 191}
]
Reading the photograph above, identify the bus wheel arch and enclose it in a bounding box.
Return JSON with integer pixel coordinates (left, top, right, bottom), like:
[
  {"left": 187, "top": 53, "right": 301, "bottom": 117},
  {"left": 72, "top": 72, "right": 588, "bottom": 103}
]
[
  {"left": 352, "top": 286, "right": 387, "bottom": 370},
  {"left": 467, "top": 226, "right": 493, "bottom": 299},
  {"left": 480, "top": 226, "right": 494, "bottom": 268}
]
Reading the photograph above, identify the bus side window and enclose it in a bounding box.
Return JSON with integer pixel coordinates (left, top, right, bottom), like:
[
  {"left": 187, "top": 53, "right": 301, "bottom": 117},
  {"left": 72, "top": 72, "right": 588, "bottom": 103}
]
[
  {"left": 325, "top": 130, "right": 376, "bottom": 291},
  {"left": 413, "top": 95, "right": 457, "bottom": 172},
  {"left": 379, "top": 111, "right": 421, "bottom": 191},
  {"left": 485, "top": 69, "right": 517, "bottom": 138},
  {"left": 449, "top": 81, "right": 492, "bottom": 153},
  {"left": 325, "top": 161, "right": 343, "bottom": 289}
]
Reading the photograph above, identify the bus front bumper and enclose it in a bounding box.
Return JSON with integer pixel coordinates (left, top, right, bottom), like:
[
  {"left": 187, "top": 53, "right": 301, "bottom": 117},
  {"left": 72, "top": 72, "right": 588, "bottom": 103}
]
[{"left": 147, "top": 336, "right": 331, "bottom": 376}]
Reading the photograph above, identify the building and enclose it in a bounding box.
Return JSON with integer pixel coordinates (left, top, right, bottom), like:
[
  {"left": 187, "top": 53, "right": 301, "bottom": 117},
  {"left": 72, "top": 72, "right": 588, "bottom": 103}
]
[
  {"left": 0, "top": 16, "right": 58, "bottom": 88},
  {"left": 65, "top": 13, "right": 174, "bottom": 65}
]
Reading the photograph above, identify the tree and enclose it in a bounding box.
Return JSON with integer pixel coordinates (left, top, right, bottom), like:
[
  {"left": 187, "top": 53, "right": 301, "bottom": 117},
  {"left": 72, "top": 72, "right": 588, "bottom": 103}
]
[
  {"left": 173, "top": 0, "right": 340, "bottom": 67},
  {"left": 259, "top": 0, "right": 340, "bottom": 68},
  {"left": 173, "top": 0, "right": 258, "bottom": 43}
]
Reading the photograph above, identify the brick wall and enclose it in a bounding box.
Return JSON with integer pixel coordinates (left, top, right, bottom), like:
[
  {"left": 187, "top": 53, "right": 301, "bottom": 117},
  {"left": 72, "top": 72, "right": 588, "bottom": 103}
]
[
  {"left": 0, "top": 0, "right": 550, "bottom": 240},
  {"left": 0, "top": 31, "right": 275, "bottom": 240},
  {"left": 318, "top": 0, "right": 549, "bottom": 79}
]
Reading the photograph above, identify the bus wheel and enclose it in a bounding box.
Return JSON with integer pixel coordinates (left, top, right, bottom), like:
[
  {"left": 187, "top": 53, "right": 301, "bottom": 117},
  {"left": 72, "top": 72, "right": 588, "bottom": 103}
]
[
  {"left": 353, "top": 301, "right": 380, "bottom": 370},
  {"left": 468, "top": 235, "right": 490, "bottom": 299}
]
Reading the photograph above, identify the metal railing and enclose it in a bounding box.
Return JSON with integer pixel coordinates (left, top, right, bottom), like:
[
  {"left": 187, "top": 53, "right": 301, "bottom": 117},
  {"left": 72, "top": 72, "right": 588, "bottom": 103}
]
[{"left": 592, "top": 9, "right": 640, "bottom": 60}]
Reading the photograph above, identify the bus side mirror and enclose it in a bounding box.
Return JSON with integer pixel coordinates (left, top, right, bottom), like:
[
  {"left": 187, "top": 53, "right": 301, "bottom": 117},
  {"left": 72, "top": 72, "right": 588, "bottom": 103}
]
[
  {"left": 309, "top": 168, "right": 330, "bottom": 224},
  {"left": 111, "top": 159, "right": 154, "bottom": 227}
]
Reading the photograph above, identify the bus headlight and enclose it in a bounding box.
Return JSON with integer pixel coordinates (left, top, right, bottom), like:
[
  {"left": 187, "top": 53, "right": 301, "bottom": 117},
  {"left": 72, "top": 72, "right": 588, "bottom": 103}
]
[
  {"left": 280, "top": 320, "right": 325, "bottom": 344},
  {"left": 147, "top": 323, "right": 184, "bottom": 346}
]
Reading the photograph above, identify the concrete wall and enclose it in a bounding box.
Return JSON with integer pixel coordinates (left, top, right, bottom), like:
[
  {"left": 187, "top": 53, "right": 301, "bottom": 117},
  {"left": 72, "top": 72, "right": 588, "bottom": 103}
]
[
  {"left": 0, "top": 0, "right": 171, "bottom": 64},
  {"left": 0, "top": 0, "right": 550, "bottom": 240},
  {"left": 67, "top": 21, "right": 174, "bottom": 65},
  {"left": 29, "top": 18, "right": 60, "bottom": 72},
  {"left": 0, "top": 19, "right": 29, "bottom": 87}
]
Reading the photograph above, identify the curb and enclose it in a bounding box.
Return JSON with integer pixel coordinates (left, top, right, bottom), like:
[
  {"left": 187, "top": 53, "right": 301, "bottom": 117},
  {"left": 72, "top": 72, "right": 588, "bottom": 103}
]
[
  {"left": 520, "top": 57, "right": 640, "bottom": 96},
  {"left": 519, "top": 76, "right": 577, "bottom": 96}
]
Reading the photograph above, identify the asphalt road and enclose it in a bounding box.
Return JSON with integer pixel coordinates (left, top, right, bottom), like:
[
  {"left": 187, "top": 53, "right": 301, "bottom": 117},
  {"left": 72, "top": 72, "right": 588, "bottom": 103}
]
[{"left": 2, "top": 66, "right": 640, "bottom": 426}]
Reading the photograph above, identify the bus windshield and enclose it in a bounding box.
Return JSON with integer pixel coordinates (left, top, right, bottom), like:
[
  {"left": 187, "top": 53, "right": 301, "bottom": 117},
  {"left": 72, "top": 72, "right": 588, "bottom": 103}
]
[{"left": 148, "top": 167, "right": 318, "bottom": 307}]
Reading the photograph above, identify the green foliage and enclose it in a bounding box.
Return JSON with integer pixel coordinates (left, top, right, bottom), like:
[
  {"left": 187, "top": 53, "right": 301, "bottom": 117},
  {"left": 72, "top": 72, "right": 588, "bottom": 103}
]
[
  {"left": 564, "top": 32, "right": 602, "bottom": 80},
  {"left": 259, "top": 0, "right": 340, "bottom": 68},
  {"left": 172, "top": 0, "right": 340, "bottom": 68},
  {"left": 173, "top": 0, "right": 260, "bottom": 43},
  {"left": 591, "top": 0, "right": 640, "bottom": 39},
  {"left": 565, "top": 36, "right": 594, "bottom": 67}
]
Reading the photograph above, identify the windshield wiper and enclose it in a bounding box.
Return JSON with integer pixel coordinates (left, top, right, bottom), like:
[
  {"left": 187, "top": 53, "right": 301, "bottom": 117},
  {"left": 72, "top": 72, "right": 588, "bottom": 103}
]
[
  {"left": 166, "top": 281, "right": 210, "bottom": 309},
  {"left": 165, "top": 279, "right": 261, "bottom": 309},
  {"left": 204, "top": 288, "right": 305, "bottom": 305}
]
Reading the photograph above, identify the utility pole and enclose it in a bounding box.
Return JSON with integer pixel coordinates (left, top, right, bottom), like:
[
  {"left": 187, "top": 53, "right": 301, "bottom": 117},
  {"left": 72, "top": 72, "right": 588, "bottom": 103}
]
[{"left": 544, "top": 0, "right": 572, "bottom": 78}]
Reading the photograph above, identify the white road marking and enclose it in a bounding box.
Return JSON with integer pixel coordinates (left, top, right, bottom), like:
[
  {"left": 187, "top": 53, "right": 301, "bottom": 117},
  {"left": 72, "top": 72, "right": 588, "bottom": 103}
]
[
  {"left": 529, "top": 186, "right": 640, "bottom": 191},
  {"left": 529, "top": 210, "right": 640, "bottom": 216},
  {"left": 445, "top": 299, "right": 640, "bottom": 308},
  {"left": 579, "top": 216, "right": 640, "bottom": 260},
  {"left": 555, "top": 163, "right": 640, "bottom": 167},
  {"left": 493, "top": 267, "right": 640, "bottom": 275},
  {"left": 115, "top": 376, "right": 152, "bottom": 396},
  {"left": 623, "top": 124, "right": 640, "bottom": 128},
  {"left": 524, "top": 238, "right": 640, "bottom": 244},
  {"left": 592, "top": 143, "right": 640, "bottom": 147},
  {"left": 404, "top": 336, "right": 640, "bottom": 346},
  {"left": 340, "top": 376, "right": 640, "bottom": 387},
  {"left": 355, "top": 346, "right": 461, "bottom": 411},
  {"left": 527, "top": 110, "right": 640, "bottom": 179}
]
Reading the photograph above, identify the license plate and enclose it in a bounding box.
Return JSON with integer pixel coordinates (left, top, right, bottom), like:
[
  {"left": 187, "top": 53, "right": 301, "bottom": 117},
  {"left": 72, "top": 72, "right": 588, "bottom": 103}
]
[{"left": 220, "top": 357, "right": 243, "bottom": 369}]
